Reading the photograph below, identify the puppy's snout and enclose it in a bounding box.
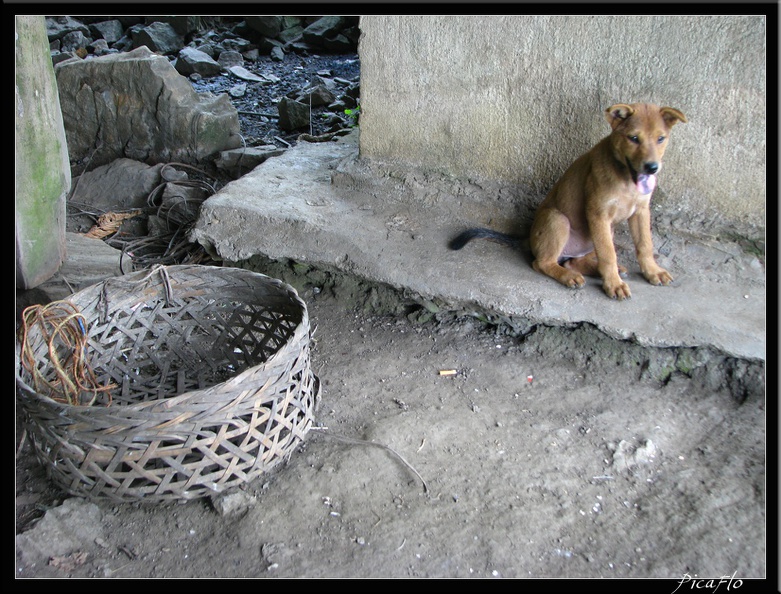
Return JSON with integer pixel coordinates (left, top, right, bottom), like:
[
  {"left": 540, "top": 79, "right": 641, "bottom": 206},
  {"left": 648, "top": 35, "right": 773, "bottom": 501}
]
[{"left": 643, "top": 162, "right": 660, "bottom": 175}]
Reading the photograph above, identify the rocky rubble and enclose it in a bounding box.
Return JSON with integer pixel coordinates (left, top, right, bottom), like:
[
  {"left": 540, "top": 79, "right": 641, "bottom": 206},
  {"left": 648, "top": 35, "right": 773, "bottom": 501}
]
[
  {"left": 42, "top": 15, "right": 361, "bottom": 268},
  {"left": 46, "top": 16, "right": 360, "bottom": 61},
  {"left": 46, "top": 15, "right": 361, "bottom": 166}
]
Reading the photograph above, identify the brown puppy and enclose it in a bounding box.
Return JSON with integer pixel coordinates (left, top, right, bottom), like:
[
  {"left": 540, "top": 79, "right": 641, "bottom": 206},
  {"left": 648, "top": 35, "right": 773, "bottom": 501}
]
[{"left": 450, "top": 103, "right": 687, "bottom": 299}]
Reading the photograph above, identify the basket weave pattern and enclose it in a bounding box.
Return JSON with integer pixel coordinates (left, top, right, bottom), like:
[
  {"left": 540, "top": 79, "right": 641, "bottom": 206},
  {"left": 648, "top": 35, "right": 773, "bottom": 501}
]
[{"left": 17, "top": 265, "right": 319, "bottom": 502}]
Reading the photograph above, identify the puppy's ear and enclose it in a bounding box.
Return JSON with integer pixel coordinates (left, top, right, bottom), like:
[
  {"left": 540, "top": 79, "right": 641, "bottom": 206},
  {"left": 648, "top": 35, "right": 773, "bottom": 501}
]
[
  {"left": 605, "top": 104, "right": 635, "bottom": 129},
  {"left": 660, "top": 107, "right": 688, "bottom": 127}
]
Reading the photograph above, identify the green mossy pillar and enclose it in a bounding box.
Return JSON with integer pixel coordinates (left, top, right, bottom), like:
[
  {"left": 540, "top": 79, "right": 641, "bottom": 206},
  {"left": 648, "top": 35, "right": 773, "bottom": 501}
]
[{"left": 15, "top": 16, "right": 70, "bottom": 289}]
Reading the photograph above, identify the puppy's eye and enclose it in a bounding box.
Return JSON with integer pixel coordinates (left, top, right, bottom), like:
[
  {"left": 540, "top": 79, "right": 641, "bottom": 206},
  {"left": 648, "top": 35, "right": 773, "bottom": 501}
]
[
  {"left": 657, "top": 135, "right": 666, "bottom": 144},
  {"left": 628, "top": 135, "right": 640, "bottom": 144}
]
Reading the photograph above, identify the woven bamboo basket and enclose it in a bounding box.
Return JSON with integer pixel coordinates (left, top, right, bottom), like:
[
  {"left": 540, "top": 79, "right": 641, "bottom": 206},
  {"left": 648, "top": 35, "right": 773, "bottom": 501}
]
[{"left": 16, "top": 265, "right": 319, "bottom": 503}]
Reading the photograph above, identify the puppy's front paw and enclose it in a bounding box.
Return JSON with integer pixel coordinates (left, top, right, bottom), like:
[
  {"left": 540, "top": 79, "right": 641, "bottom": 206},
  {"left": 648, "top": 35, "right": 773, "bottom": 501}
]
[
  {"left": 604, "top": 279, "right": 631, "bottom": 300},
  {"left": 645, "top": 268, "right": 674, "bottom": 286},
  {"left": 563, "top": 271, "right": 586, "bottom": 289}
]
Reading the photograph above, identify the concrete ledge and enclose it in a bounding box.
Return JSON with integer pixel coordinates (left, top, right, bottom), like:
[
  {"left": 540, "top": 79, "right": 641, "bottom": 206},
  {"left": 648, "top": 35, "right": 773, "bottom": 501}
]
[{"left": 191, "top": 134, "right": 766, "bottom": 363}]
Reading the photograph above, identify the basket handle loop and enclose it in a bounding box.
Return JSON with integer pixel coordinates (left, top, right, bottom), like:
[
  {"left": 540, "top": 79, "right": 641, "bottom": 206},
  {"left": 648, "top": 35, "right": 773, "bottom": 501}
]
[{"left": 98, "top": 265, "right": 174, "bottom": 324}]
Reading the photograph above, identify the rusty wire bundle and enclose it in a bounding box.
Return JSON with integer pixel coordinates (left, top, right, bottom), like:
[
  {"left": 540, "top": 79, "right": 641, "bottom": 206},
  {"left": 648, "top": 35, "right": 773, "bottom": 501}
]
[{"left": 18, "top": 302, "right": 115, "bottom": 407}]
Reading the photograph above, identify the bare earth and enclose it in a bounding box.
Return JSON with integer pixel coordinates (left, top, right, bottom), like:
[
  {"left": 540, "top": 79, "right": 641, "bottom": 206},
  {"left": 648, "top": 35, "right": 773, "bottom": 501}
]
[
  {"left": 15, "top": 281, "right": 766, "bottom": 580},
  {"left": 15, "top": 21, "right": 767, "bottom": 583}
]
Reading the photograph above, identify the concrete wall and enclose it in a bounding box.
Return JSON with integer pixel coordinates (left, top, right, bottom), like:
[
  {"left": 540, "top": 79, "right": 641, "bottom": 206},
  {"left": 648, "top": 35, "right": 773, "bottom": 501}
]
[
  {"left": 15, "top": 15, "right": 71, "bottom": 289},
  {"left": 358, "top": 15, "right": 766, "bottom": 241}
]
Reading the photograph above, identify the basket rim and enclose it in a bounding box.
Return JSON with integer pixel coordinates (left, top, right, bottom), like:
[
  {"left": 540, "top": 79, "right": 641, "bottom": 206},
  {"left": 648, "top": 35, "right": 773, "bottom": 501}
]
[{"left": 16, "top": 264, "right": 312, "bottom": 413}]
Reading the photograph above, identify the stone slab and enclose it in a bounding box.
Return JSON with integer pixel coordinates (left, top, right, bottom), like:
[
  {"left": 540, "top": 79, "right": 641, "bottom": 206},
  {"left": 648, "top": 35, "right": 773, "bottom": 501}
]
[{"left": 191, "top": 134, "right": 766, "bottom": 363}]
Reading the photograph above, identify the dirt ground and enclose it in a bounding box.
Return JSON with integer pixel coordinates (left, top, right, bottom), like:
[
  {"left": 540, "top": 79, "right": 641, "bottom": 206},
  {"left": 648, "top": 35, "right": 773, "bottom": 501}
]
[
  {"left": 15, "top": 21, "right": 767, "bottom": 581},
  {"left": 15, "top": 272, "right": 767, "bottom": 580}
]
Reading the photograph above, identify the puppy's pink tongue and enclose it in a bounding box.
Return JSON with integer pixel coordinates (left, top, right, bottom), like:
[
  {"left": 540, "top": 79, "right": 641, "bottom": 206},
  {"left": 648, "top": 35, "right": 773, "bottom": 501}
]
[{"left": 637, "top": 173, "right": 657, "bottom": 195}]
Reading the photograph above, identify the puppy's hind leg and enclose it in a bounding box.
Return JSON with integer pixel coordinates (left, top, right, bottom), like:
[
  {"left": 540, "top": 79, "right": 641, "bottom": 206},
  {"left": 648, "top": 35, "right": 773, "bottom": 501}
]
[
  {"left": 564, "top": 251, "right": 628, "bottom": 278},
  {"left": 531, "top": 209, "right": 586, "bottom": 288}
]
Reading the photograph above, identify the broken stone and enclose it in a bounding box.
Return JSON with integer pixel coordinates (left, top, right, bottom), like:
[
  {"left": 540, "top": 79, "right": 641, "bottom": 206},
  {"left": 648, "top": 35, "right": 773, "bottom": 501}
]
[
  {"left": 51, "top": 51, "right": 79, "bottom": 66},
  {"left": 45, "top": 16, "right": 89, "bottom": 42},
  {"left": 217, "top": 49, "right": 244, "bottom": 70},
  {"left": 278, "top": 26, "right": 304, "bottom": 45},
  {"left": 56, "top": 46, "right": 241, "bottom": 167},
  {"left": 67, "top": 158, "right": 165, "bottom": 236},
  {"left": 270, "top": 46, "right": 285, "bottom": 62},
  {"left": 88, "top": 19, "right": 125, "bottom": 45},
  {"left": 174, "top": 46, "right": 222, "bottom": 77},
  {"left": 88, "top": 38, "right": 113, "bottom": 57},
  {"left": 211, "top": 489, "right": 257, "bottom": 517},
  {"left": 229, "top": 82, "right": 247, "bottom": 97},
  {"left": 215, "top": 146, "right": 287, "bottom": 177},
  {"left": 154, "top": 16, "right": 201, "bottom": 37},
  {"left": 245, "top": 16, "right": 282, "bottom": 39},
  {"left": 221, "top": 37, "right": 254, "bottom": 54},
  {"left": 131, "top": 21, "right": 183, "bottom": 55},
  {"left": 298, "top": 83, "right": 336, "bottom": 107},
  {"left": 60, "top": 30, "right": 89, "bottom": 52},
  {"left": 277, "top": 97, "right": 311, "bottom": 131},
  {"left": 302, "top": 16, "right": 347, "bottom": 46},
  {"left": 609, "top": 439, "right": 658, "bottom": 471},
  {"left": 323, "top": 34, "right": 354, "bottom": 53},
  {"left": 16, "top": 498, "right": 103, "bottom": 568},
  {"left": 194, "top": 43, "right": 217, "bottom": 58},
  {"left": 227, "top": 64, "right": 268, "bottom": 83}
]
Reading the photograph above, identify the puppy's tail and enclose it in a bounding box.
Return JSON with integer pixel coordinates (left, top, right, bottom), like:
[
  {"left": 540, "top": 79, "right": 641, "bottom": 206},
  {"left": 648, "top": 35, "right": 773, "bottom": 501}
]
[{"left": 448, "top": 228, "right": 522, "bottom": 251}]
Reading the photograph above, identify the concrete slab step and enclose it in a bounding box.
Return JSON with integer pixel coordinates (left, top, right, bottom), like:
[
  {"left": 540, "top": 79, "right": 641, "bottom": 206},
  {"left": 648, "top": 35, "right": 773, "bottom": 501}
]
[{"left": 191, "top": 134, "right": 766, "bottom": 363}]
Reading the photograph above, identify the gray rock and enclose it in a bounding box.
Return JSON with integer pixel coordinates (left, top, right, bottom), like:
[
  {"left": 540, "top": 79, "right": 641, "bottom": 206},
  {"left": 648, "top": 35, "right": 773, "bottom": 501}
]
[
  {"left": 51, "top": 51, "right": 79, "bottom": 66},
  {"left": 217, "top": 49, "right": 244, "bottom": 70},
  {"left": 132, "top": 21, "right": 184, "bottom": 55},
  {"left": 16, "top": 498, "right": 103, "bottom": 568},
  {"left": 56, "top": 46, "right": 241, "bottom": 166},
  {"left": 67, "top": 158, "right": 165, "bottom": 235},
  {"left": 342, "top": 26, "right": 361, "bottom": 46},
  {"left": 246, "top": 16, "right": 282, "bottom": 38},
  {"left": 88, "top": 19, "right": 125, "bottom": 45},
  {"left": 277, "top": 97, "right": 311, "bottom": 131},
  {"left": 221, "top": 37, "right": 254, "bottom": 53},
  {"left": 175, "top": 46, "right": 222, "bottom": 77},
  {"left": 609, "top": 439, "right": 658, "bottom": 471},
  {"left": 88, "top": 39, "right": 113, "bottom": 56},
  {"left": 194, "top": 43, "right": 217, "bottom": 58},
  {"left": 302, "top": 16, "right": 346, "bottom": 46},
  {"left": 258, "top": 37, "right": 285, "bottom": 54},
  {"left": 23, "top": 232, "right": 130, "bottom": 302},
  {"left": 154, "top": 16, "right": 201, "bottom": 37},
  {"left": 270, "top": 46, "right": 285, "bottom": 62},
  {"left": 298, "top": 83, "right": 336, "bottom": 107},
  {"left": 323, "top": 34, "right": 354, "bottom": 53},
  {"left": 278, "top": 26, "right": 304, "bottom": 45},
  {"left": 45, "top": 16, "right": 89, "bottom": 42},
  {"left": 282, "top": 16, "right": 304, "bottom": 29},
  {"left": 215, "top": 146, "right": 287, "bottom": 177},
  {"left": 60, "top": 30, "right": 90, "bottom": 52},
  {"left": 111, "top": 33, "right": 135, "bottom": 53},
  {"left": 227, "top": 64, "right": 268, "bottom": 83},
  {"left": 211, "top": 489, "right": 257, "bottom": 517},
  {"left": 286, "top": 40, "right": 318, "bottom": 54},
  {"left": 228, "top": 82, "right": 247, "bottom": 97}
]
